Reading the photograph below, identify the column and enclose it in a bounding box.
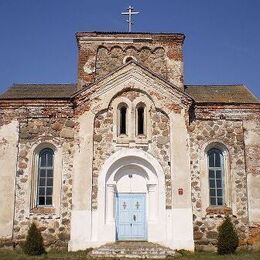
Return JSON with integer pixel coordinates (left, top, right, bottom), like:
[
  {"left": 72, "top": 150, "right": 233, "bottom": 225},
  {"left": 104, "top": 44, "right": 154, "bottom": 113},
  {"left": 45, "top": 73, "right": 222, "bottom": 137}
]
[
  {"left": 70, "top": 112, "right": 95, "bottom": 250},
  {"left": 106, "top": 184, "right": 116, "bottom": 223},
  {"left": 147, "top": 184, "right": 157, "bottom": 222},
  {"left": 169, "top": 113, "right": 194, "bottom": 251}
]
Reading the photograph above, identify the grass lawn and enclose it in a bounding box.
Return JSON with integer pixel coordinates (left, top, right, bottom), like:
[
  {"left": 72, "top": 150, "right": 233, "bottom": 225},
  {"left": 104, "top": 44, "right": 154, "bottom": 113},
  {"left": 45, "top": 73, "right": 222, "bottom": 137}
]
[
  {"left": 174, "top": 251, "right": 260, "bottom": 260},
  {"left": 0, "top": 249, "right": 259, "bottom": 260}
]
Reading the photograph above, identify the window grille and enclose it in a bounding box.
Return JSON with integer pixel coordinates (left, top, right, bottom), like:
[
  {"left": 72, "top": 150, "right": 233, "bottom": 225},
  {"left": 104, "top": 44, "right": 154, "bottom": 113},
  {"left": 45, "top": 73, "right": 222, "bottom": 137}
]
[
  {"left": 208, "top": 148, "right": 224, "bottom": 206},
  {"left": 37, "top": 148, "right": 54, "bottom": 206}
]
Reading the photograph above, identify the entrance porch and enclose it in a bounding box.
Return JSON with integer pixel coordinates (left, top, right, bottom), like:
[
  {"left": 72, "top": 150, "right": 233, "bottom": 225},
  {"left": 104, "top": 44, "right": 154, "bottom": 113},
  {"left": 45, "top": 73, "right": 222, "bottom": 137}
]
[{"left": 69, "top": 148, "right": 194, "bottom": 251}]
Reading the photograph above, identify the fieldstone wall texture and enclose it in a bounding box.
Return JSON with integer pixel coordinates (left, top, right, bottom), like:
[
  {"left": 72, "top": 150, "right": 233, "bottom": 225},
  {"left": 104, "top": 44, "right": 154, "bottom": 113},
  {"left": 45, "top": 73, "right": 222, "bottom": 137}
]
[
  {"left": 0, "top": 101, "right": 74, "bottom": 249},
  {"left": 189, "top": 119, "right": 249, "bottom": 247},
  {"left": 95, "top": 46, "right": 168, "bottom": 79},
  {"left": 150, "top": 108, "right": 172, "bottom": 208},
  {"left": 187, "top": 102, "right": 260, "bottom": 250},
  {"left": 76, "top": 32, "right": 184, "bottom": 89},
  {"left": 1, "top": 30, "right": 260, "bottom": 251},
  {"left": 92, "top": 90, "right": 172, "bottom": 209},
  {"left": 0, "top": 99, "right": 259, "bottom": 251},
  {"left": 92, "top": 109, "right": 114, "bottom": 209}
]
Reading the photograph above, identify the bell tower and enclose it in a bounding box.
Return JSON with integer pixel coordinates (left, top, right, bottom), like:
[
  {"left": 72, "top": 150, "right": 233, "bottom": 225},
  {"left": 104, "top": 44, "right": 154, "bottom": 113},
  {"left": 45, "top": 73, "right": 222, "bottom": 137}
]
[{"left": 76, "top": 32, "right": 185, "bottom": 90}]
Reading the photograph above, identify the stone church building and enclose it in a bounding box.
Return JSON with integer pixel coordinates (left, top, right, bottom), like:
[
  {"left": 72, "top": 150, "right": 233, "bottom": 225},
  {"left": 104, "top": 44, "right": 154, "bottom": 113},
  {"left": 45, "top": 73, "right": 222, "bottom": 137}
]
[{"left": 0, "top": 32, "right": 259, "bottom": 252}]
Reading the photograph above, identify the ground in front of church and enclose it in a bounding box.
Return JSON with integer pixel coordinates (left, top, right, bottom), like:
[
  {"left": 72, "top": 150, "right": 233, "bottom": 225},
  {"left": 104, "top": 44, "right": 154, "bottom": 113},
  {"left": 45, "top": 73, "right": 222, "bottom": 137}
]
[{"left": 0, "top": 249, "right": 259, "bottom": 259}]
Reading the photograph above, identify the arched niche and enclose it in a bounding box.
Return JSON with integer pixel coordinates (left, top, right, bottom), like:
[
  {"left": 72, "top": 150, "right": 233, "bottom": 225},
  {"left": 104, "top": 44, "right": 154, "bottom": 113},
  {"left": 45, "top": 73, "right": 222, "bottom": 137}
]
[
  {"left": 98, "top": 149, "right": 165, "bottom": 228},
  {"left": 113, "top": 165, "right": 149, "bottom": 193}
]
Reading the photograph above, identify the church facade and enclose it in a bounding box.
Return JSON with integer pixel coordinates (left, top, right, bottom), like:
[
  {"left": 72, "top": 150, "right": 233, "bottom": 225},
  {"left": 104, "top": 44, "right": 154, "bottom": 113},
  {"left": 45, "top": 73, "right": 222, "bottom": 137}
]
[{"left": 0, "top": 32, "right": 259, "bottom": 251}]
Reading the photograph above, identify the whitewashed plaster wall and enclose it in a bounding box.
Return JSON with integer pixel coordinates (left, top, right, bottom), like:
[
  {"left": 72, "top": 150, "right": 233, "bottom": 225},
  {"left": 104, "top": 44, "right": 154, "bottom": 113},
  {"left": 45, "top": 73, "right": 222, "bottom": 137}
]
[
  {"left": 244, "top": 120, "right": 260, "bottom": 223},
  {"left": 70, "top": 112, "right": 95, "bottom": 249},
  {"left": 70, "top": 64, "right": 194, "bottom": 251},
  {"left": 0, "top": 120, "right": 18, "bottom": 238},
  {"left": 170, "top": 112, "right": 194, "bottom": 250}
]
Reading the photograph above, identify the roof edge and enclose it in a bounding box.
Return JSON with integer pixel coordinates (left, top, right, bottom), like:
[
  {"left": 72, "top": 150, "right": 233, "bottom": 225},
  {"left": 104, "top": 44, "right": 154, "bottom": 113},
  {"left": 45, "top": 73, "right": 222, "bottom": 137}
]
[
  {"left": 195, "top": 101, "right": 260, "bottom": 105},
  {"left": 72, "top": 60, "right": 193, "bottom": 101},
  {"left": 0, "top": 83, "right": 77, "bottom": 100},
  {"left": 76, "top": 31, "right": 185, "bottom": 36},
  {"left": 76, "top": 31, "right": 185, "bottom": 44}
]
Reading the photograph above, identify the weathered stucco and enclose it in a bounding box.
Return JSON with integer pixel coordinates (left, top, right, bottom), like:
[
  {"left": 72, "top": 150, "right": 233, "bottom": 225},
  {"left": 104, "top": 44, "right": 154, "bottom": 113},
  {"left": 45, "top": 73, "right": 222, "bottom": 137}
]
[
  {"left": 189, "top": 118, "right": 249, "bottom": 248},
  {"left": 244, "top": 119, "right": 260, "bottom": 247},
  {"left": 91, "top": 90, "right": 172, "bottom": 209},
  {"left": 13, "top": 117, "right": 75, "bottom": 248},
  {"left": 244, "top": 120, "right": 260, "bottom": 218},
  {"left": 0, "top": 32, "right": 259, "bottom": 252},
  {"left": 0, "top": 120, "right": 18, "bottom": 238},
  {"left": 76, "top": 32, "right": 184, "bottom": 89},
  {"left": 69, "top": 63, "right": 194, "bottom": 251},
  {"left": 0, "top": 101, "right": 75, "bottom": 249}
]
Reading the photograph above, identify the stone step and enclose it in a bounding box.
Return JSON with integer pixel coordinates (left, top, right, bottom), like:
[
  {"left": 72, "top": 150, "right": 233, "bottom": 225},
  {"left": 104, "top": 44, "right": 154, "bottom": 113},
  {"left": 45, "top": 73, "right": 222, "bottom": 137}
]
[{"left": 88, "top": 241, "right": 177, "bottom": 259}]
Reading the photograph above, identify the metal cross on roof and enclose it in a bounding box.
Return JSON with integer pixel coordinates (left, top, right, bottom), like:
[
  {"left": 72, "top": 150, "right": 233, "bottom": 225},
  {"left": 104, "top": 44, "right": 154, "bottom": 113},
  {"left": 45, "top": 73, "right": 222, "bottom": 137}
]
[{"left": 121, "top": 5, "right": 139, "bottom": 32}]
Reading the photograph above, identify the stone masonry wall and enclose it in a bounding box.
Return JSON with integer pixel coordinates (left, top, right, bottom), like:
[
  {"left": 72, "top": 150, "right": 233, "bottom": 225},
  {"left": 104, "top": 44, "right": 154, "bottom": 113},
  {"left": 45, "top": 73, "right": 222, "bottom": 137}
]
[
  {"left": 92, "top": 90, "right": 172, "bottom": 209},
  {"left": 92, "top": 109, "right": 114, "bottom": 209},
  {"left": 244, "top": 119, "right": 260, "bottom": 248},
  {"left": 77, "top": 33, "right": 184, "bottom": 89},
  {"left": 150, "top": 108, "right": 172, "bottom": 208},
  {"left": 244, "top": 120, "right": 260, "bottom": 177},
  {"left": 192, "top": 104, "right": 260, "bottom": 249},
  {"left": 95, "top": 46, "right": 168, "bottom": 80},
  {"left": 0, "top": 102, "right": 74, "bottom": 249},
  {"left": 189, "top": 119, "right": 249, "bottom": 248}
]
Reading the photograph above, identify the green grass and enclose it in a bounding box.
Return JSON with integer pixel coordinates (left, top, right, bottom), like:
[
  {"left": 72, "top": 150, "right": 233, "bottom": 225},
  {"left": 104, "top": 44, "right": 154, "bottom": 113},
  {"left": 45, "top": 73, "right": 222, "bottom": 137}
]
[
  {"left": 0, "top": 249, "right": 259, "bottom": 260},
  {"left": 173, "top": 251, "right": 260, "bottom": 260},
  {"left": 0, "top": 249, "right": 91, "bottom": 260}
]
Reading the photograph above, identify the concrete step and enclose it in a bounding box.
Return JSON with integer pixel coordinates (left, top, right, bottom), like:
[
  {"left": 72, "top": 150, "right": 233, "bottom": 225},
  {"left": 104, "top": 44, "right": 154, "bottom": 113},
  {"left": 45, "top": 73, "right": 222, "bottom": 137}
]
[{"left": 89, "top": 241, "right": 177, "bottom": 259}]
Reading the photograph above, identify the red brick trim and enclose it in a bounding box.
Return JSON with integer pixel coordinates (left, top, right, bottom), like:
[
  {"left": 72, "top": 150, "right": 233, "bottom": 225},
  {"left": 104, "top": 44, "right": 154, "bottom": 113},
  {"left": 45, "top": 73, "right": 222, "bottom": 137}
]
[
  {"left": 206, "top": 206, "right": 232, "bottom": 215},
  {"left": 30, "top": 207, "right": 55, "bottom": 214}
]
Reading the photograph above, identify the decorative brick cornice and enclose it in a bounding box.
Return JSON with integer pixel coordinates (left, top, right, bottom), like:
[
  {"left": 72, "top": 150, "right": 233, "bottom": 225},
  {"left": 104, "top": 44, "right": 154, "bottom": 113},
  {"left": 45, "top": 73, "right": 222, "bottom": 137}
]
[
  {"left": 30, "top": 207, "right": 55, "bottom": 214},
  {"left": 206, "top": 206, "right": 232, "bottom": 215}
]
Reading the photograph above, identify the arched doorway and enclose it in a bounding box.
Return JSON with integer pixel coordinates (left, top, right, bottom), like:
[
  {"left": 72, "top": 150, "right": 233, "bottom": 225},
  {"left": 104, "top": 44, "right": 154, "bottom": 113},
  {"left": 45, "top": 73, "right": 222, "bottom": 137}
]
[{"left": 96, "top": 149, "right": 166, "bottom": 244}]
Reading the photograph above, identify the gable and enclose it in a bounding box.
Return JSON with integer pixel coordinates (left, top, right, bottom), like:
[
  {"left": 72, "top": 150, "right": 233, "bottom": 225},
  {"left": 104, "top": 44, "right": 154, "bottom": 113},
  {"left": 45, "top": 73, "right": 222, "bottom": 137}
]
[{"left": 73, "top": 61, "right": 193, "bottom": 115}]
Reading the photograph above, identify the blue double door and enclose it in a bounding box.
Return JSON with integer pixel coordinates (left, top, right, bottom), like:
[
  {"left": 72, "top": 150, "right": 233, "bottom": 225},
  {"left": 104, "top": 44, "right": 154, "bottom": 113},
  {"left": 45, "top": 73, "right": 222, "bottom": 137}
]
[{"left": 116, "top": 193, "right": 146, "bottom": 240}]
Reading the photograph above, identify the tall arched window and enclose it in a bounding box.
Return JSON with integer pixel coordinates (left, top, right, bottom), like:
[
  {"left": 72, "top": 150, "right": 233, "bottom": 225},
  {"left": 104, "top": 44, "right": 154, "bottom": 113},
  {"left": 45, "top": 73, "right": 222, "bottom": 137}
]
[
  {"left": 37, "top": 148, "right": 54, "bottom": 206},
  {"left": 137, "top": 106, "right": 144, "bottom": 135},
  {"left": 207, "top": 148, "right": 224, "bottom": 206},
  {"left": 136, "top": 104, "right": 145, "bottom": 136},
  {"left": 118, "top": 104, "right": 127, "bottom": 135}
]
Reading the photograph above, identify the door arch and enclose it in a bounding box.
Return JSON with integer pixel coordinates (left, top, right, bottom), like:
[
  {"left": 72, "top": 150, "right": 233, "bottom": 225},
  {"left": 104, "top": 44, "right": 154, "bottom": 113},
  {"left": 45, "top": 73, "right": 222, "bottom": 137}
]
[{"left": 97, "top": 148, "right": 167, "bottom": 244}]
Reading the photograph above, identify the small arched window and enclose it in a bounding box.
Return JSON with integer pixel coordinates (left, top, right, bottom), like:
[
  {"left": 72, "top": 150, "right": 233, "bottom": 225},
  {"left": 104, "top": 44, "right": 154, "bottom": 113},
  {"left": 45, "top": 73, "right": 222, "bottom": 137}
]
[
  {"left": 118, "top": 104, "right": 127, "bottom": 135},
  {"left": 125, "top": 57, "right": 134, "bottom": 63},
  {"left": 37, "top": 148, "right": 54, "bottom": 206},
  {"left": 137, "top": 105, "right": 145, "bottom": 135},
  {"left": 207, "top": 148, "right": 224, "bottom": 206},
  {"left": 123, "top": 55, "right": 137, "bottom": 64}
]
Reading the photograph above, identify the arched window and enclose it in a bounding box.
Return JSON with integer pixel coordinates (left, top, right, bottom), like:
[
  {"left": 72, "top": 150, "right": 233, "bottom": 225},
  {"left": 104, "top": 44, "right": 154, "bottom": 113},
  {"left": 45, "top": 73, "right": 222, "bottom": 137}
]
[
  {"left": 137, "top": 105, "right": 145, "bottom": 135},
  {"left": 37, "top": 148, "right": 54, "bottom": 206},
  {"left": 207, "top": 148, "right": 224, "bottom": 206},
  {"left": 125, "top": 57, "right": 134, "bottom": 63},
  {"left": 118, "top": 104, "right": 127, "bottom": 135},
  {"left": 123, "top": 55, "right": 137, "bottom": 64}
]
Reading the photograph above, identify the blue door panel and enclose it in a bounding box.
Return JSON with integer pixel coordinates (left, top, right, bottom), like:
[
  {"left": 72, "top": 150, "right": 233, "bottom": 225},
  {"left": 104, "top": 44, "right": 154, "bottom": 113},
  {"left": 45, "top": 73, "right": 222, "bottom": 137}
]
[{"left": 116, "top": 193, "right": 146, "bottom": 240}]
